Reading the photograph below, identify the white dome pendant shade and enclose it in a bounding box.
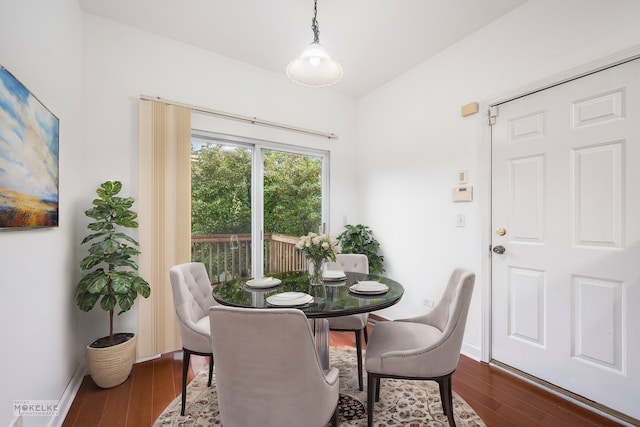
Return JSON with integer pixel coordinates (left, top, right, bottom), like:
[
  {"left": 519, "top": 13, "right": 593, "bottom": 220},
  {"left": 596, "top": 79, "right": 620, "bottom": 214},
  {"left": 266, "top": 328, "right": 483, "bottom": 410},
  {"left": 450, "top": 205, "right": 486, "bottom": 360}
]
[
  {"left": 286, "top": 0, "right": 343, "bottom": 88},
  {"left": 287, "top": 42, "right": 343, "bottom": 87}
]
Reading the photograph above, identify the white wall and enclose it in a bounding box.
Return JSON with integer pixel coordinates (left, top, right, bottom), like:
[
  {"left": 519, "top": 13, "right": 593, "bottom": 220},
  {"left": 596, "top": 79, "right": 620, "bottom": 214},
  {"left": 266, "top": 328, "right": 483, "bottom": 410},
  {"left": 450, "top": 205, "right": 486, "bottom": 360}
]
[
  {"left": 79, "top": 14, "right": 359, "bottom": 352},
  {"left": 0, "top": 0, "right": 83, "bottom": 426},
  {"left": 357, "top": 0, "right": 640, "bottom": 358}
]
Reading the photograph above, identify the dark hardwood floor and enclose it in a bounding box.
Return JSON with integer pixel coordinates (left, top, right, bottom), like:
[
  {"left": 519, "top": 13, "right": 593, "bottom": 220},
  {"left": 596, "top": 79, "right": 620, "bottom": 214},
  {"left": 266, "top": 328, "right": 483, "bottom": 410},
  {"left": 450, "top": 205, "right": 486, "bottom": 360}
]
[{"left": 63, "top": 327, "right": 623, "bottom": 427}]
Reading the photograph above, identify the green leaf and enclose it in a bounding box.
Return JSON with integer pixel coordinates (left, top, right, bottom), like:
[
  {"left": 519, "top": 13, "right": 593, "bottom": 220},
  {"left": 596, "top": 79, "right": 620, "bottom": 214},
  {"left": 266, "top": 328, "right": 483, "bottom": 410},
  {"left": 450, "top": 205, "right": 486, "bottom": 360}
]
[
  {"left": 97, "top": 181, "right": 122, "bottom": 198},
  {"left": 76, "top": 292, "right": 100, "bottom": 312},
  {"left": 100, "top": 294, "right": 117, "bottom": 311},
  {"left": 112, "top": 232, "right": 138, "bottom": 245},
  {"left": 86, "top": 273, "right": 109, "bottom": 294},
  {"left": 100, "top": 238, "right": 120, "bottom": 255},
  {"left": 134, "top": 276, "right": 151, "bottom": 298},
  {"left": 117, "top": 294, "right": 134, "bottom": 314},
  {"left": 80, "top": 255, "right": 104, "bottom": 271},
  {"left": 110, "top": 272, "right": 133, "bottom": 294},
  {"left": 81, "top": 231, "right": 109, "bottom": 245}
]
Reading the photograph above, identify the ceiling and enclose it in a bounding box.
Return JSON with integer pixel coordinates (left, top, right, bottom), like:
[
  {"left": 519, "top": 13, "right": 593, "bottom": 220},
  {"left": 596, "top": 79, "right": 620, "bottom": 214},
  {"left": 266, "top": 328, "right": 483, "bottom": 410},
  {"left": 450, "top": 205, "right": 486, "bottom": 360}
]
[{"left": 79, "top": 0, "right": 528, "bottom": 99}]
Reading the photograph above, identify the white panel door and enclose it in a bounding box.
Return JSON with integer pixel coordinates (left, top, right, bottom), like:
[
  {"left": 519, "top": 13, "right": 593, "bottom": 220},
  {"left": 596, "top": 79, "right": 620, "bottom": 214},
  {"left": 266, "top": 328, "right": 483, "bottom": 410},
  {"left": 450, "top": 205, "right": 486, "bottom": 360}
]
[{"left": 491, "top": 58, "right": 640, "bottom": 420}]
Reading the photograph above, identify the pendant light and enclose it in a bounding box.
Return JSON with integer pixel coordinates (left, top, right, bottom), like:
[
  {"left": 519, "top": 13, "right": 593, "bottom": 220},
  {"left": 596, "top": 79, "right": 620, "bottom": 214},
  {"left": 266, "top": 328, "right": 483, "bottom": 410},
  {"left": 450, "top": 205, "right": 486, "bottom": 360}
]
[{"left": 286, "top": 0, "right": 343, "bottom": 87}]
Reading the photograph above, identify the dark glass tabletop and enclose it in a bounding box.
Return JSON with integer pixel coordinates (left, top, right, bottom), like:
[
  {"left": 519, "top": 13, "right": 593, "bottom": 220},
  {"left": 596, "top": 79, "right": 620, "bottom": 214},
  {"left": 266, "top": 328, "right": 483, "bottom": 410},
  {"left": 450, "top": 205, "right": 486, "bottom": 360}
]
[{"left": 212, "top": 271, "right": 404, "bottom": 318}]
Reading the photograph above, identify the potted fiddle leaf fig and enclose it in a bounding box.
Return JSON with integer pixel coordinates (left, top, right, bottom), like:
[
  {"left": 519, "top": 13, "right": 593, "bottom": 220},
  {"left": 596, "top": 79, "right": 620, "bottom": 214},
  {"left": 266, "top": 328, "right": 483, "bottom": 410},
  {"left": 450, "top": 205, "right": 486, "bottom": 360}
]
[
  {"left": 74, "top": 180, "right": 150, "bottom": 388},
  {"left": 337, "top": 224, "right": 385, "bottom": 275}
]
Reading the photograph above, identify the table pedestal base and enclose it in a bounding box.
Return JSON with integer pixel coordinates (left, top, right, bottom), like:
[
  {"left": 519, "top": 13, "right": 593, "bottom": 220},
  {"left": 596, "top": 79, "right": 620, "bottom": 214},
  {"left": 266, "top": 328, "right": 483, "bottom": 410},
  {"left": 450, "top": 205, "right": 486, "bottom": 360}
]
[{"left": 313, "top": 318, "right": 329, "bottom": 370}]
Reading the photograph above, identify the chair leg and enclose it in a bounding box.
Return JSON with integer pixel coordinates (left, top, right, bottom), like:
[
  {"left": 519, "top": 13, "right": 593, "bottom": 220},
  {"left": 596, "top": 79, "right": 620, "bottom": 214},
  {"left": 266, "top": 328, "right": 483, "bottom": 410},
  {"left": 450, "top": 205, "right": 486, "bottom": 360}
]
[
  {"left": 207, "top": 353, "right": 214, "bottom": 387},
  {"left": 181, "top": 349, "right": 191, "bottom": 416},
  {"left": 367, "top": 372, "right": 376, "bottom": 427},
  {"left": 375, "top": 376, "right": 381, "bottom": 402},
  {"left": 355, "top": 330, "right": 364, "bottom": 391},
  {"left": 363, "top": 324, "right": 369, "bottom": 344},
  {"left": 437, "top": 378, "right": 448, "bottom": 416},
  {"left": 440, "top": 375, "right": 456, "bottom": 427},
  {"left": 331, "top": 402, "right": 339, "bottom": 427}
]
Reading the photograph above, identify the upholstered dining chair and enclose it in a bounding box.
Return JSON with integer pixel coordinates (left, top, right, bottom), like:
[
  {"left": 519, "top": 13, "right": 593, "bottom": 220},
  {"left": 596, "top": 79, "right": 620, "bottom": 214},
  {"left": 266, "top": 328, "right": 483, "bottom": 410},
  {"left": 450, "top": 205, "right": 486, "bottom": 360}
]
[
  {"left": 364, "top": 268, "right": 475, "bottom": 427},
  {"left": 209, "top": 305, "right": 339, "bottom": 427},
  {"left": 325, "top": 253, "right": 370, "bottom": 391},
  {"left": 169, "top": 262, "right": 218, "bottom": 416}
]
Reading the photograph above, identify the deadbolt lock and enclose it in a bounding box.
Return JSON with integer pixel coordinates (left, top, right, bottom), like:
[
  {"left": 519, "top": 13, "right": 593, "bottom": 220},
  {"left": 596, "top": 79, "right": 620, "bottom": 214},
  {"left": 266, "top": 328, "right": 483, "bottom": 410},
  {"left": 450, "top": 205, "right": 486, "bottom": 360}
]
[{"left": 496, "top": 227, "right": 507, "bottom": 236}]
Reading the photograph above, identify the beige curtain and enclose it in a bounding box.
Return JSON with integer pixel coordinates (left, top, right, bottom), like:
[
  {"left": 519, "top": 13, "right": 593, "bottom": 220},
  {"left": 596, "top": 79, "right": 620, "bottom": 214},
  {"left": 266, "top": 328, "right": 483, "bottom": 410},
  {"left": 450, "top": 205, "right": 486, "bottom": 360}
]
[{"left": 137, "top": 100, "right": 192, "bottom": 358}]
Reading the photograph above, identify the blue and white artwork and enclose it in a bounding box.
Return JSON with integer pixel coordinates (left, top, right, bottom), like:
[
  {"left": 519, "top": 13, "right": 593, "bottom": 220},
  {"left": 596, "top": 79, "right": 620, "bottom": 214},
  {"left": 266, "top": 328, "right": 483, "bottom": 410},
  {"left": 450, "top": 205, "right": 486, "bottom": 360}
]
[{"left": 0, "top": 66, "right": 59, "bottom": 228}]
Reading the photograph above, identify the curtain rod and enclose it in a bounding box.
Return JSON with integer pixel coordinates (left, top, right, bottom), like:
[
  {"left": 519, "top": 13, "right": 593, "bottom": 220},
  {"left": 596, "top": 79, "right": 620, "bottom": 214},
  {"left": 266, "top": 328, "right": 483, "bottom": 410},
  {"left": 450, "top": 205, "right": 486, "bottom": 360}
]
[{"left": 140, "top": 95, "right": 338, "bottom": 140}]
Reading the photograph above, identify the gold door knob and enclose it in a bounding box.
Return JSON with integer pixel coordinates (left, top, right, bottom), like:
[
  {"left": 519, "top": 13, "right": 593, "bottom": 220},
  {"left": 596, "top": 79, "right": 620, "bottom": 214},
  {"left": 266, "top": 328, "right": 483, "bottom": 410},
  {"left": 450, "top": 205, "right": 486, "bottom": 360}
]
[{"left": 496, "top": 227, "right": 507, "bottom": 236}]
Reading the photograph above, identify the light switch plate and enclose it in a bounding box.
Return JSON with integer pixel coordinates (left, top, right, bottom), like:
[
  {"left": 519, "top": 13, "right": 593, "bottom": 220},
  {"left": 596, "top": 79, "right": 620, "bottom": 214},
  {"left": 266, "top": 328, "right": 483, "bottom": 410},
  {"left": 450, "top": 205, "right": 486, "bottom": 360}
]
[{"left": 457, "top": 169, "right": 468, "bottom": 184}]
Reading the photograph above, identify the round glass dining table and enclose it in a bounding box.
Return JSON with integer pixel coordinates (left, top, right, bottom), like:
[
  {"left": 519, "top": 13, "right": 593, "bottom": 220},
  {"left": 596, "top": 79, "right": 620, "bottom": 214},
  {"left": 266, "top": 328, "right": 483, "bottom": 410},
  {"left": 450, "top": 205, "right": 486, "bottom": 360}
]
[{"left": 212, "top": 271, "right": 404, "bottom": 369}]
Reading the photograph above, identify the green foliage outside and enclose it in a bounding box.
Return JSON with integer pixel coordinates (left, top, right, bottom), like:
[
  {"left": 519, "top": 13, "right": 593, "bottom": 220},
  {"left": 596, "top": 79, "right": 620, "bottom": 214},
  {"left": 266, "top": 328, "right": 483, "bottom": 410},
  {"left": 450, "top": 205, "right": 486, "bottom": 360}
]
[
  {"left": 263, "top": 150, "right": 322, "bottom": 236},
  {"left": 191, "top": 145, "right": 322, "bottom": 237},
  {"left": 337, "top": 224, "right": 385, "bottom": 275},
  {"left": 191, "top": 145, "right": 252, "bottom": 235}
]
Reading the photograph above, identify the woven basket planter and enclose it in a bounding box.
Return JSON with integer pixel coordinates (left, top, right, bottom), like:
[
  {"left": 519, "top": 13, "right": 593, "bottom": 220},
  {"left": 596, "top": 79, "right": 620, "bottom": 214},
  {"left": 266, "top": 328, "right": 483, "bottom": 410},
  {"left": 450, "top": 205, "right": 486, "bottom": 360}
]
[{"left": 87, "top": 333, "right": 137, "bottom": 388}]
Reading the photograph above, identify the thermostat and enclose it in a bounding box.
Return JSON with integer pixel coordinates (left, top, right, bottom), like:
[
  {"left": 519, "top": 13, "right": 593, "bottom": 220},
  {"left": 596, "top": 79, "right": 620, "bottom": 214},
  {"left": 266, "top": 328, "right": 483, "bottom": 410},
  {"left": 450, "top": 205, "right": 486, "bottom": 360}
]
[{"left": 452, "top": 186, "right": 473, "bottom": 202}]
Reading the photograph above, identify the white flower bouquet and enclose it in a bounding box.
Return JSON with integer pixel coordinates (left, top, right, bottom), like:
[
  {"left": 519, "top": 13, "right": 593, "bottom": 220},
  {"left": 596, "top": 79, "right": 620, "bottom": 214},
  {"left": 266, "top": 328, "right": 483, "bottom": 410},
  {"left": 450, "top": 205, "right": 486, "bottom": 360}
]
[{"left": 296, "top": 232, "right": 341, "bottom": 284}]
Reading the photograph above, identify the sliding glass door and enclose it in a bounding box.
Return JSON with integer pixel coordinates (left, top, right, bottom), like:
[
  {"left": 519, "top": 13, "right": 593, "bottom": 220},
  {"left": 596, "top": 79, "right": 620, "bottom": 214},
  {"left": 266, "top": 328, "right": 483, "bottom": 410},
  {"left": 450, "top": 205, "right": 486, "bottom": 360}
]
[{"left": 191, "top": 132, "right": 328, "bottom": 282}]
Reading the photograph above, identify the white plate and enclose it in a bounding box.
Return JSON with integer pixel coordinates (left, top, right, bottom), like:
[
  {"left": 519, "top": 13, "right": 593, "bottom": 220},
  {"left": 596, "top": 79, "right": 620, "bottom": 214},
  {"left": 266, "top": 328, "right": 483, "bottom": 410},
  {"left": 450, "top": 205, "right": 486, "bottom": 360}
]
[
  {"left": 349, "top": 281, "right": 389, "bottom": 295},
  {"left": 323, "top": 270, "right": 347, "bottom": 281},
  {"left": 266, "top": 292, "right": 314, "bottom": 306},
  {"left": 246, "top": 277, "right": 281, "bottom": 288}
]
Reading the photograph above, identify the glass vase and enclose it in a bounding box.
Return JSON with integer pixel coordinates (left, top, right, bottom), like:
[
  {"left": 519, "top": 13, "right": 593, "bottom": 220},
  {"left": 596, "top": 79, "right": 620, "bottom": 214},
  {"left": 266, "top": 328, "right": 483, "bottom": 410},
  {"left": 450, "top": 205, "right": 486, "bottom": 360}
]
[{"left": 308, "top": 258, "right": 327, "bottom": 286}]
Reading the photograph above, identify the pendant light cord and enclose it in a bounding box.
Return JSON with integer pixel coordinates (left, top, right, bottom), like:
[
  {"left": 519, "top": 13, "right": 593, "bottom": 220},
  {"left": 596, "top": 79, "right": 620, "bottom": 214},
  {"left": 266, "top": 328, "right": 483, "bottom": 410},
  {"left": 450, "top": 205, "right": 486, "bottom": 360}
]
[{"left": 311, "top": 0, "right": 320, "bottom": 43}]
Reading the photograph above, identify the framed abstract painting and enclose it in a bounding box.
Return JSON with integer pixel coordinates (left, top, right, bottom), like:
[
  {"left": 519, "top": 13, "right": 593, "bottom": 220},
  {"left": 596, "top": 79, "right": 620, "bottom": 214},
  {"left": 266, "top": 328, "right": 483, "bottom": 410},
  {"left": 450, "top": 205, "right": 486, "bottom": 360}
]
[{"left": 0, "top": 65, "right": 59, "bottom": 228}]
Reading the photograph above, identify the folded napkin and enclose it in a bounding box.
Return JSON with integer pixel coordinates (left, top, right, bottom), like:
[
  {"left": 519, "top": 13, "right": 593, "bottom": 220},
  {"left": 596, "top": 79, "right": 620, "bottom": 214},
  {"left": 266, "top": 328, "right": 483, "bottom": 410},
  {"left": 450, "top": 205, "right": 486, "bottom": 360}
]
[
  {"left": 323, "top": 269, "right": 346, "bottom": 279},
  {"left": 349, "top": 280, "right": 389, "bottom": 294},
  {"left": 353, "top": 281, "right": 388, "bottom": 292}
]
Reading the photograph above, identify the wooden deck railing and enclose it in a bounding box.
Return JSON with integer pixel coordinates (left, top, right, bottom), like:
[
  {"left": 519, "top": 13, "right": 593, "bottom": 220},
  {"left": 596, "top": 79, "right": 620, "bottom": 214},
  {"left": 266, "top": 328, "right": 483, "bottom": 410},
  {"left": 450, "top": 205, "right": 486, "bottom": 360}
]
[{"left": 191, "top": 232, "right": 306, "bottom": 283}]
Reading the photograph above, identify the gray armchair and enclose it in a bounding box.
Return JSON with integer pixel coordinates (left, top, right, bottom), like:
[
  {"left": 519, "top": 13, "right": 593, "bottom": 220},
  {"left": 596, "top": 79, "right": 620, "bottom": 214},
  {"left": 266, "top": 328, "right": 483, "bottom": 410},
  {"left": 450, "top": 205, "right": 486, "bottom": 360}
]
[
  {"left": 169, "top": 262, "right": 218, "bottom": 415},
  {"left": 365, "top": 268, "right": 476, "bottom": 427},
  {"left": 209, "top": 305, "right": 339, "bottom": 427},
  {"left": 325, "top": 253, "right": 370, "bottom": 390}
]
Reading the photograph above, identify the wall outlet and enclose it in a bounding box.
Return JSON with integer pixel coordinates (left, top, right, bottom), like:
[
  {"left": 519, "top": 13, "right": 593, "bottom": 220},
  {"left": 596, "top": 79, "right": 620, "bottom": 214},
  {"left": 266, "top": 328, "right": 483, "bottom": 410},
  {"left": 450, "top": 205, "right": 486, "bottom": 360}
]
[{"left": 422, "top": 298, "right": 434, "bottom": 307}]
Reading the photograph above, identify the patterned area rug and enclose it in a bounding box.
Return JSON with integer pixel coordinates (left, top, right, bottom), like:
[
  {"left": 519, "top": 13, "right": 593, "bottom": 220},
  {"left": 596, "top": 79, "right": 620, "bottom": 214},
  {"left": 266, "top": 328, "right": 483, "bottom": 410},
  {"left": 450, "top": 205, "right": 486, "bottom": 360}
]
[{"left": 153, "top": 348, "right": 486, "bottom": 426}]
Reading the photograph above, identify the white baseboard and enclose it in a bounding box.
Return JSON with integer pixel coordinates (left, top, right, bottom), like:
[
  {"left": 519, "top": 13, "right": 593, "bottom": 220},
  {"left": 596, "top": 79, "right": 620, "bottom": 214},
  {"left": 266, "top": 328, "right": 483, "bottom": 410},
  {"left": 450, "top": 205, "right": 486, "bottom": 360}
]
[
  {"left": 461, "top": 342, "right": 482, "bottom": 361},
  {"left": 136, "top": 353, "right": 161, "bottom": 364},
  {"left": 45, "top": 362, "right": 87, "bottom": 427}
]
